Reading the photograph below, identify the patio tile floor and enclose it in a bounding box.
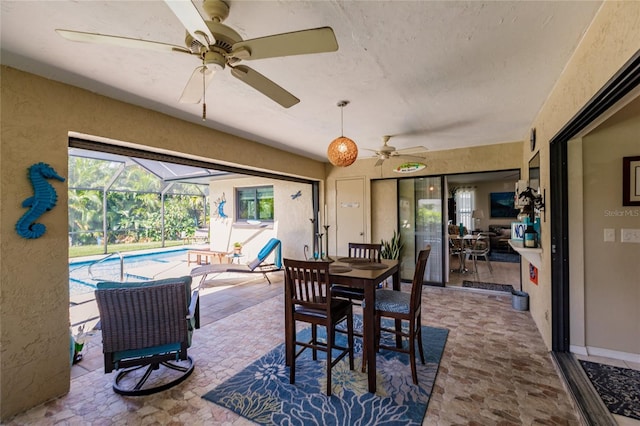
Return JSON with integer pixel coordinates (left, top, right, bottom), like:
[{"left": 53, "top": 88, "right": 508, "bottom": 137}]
[{"left": 7, "top": 272, "right": 588, "bottom": 425}]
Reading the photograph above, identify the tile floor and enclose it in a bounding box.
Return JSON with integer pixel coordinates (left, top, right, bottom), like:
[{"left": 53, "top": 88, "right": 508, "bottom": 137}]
[
  {"left": 7, "top": 262, "right": 633, "bottom": 425},
  {"left": 447, "top": 253, "right": 522, "bottom": 288}
]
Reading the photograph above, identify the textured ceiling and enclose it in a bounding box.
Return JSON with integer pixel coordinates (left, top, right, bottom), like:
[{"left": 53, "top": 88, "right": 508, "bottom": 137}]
[{"left": 0, "top": 1, "right": 602, "bottom": 162}]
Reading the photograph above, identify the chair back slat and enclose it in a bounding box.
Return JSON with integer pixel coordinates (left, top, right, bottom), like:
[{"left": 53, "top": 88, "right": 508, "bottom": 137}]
[
  {"left": 96, "top": 282, "right": 188, "bottom": 353},
  {"left": 411, "top": 246, "right": 431, "bottom": 313},
  {"left": 348, "top": 243, "right": 382, "bottom": 262},
  {"left": 284, "top": 259, "right": 331, "bottom": 312}
]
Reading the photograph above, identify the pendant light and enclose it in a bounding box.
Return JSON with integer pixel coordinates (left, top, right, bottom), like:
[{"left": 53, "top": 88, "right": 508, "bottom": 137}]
[{"left": 327, "top": 100, "right": 358, "bottom": 167}]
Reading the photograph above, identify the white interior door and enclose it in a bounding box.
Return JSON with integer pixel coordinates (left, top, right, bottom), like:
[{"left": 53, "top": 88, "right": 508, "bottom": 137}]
[{"left": 336, "top": 178, "right": 365, "bottom": 256}]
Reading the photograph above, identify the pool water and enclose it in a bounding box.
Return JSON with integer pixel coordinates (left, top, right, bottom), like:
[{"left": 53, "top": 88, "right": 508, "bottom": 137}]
[{"left": 69, "top": 249, "right": 188, "bottom": 297}]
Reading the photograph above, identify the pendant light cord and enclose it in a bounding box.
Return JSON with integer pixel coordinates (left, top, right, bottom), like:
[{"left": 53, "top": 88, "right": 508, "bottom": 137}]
[{"left": 337, "top": 100, "right": 349, "bottom": 136}]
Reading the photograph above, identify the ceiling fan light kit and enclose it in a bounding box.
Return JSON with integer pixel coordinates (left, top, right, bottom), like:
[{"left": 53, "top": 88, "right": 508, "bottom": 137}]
[{"left": 327, "top": 101, "right": 358, "bottom": 167}]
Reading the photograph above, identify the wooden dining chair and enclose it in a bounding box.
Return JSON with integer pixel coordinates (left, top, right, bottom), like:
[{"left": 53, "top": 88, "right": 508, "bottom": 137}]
[
  {"left": 374, "top": 246, "right": 431, "bottom": 384},
  {"left": 331, "top": 243, "right": 382, "bottom": 372},
  {"left": 331, "top": 242, "right": 382, "bottom": 301},
  {"left": 284, "top": 258, "right": 354, "bottom": 396}
]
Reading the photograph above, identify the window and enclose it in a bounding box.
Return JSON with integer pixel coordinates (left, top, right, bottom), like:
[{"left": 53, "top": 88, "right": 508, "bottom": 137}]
[
  {"left": 236, "top": 186, "right": 274, "bottom": 222},
  {"left": 455, "top": 188, "right": 475, "bottom": 231}
]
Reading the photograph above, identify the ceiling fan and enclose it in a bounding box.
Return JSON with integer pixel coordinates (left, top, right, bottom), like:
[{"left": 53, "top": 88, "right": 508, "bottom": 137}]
[
  {"left": 55, "top": 0, "right": 338, "bottom": 115},
  {"left": 365, "top": 135, "right": 427, "bottom": 166}
]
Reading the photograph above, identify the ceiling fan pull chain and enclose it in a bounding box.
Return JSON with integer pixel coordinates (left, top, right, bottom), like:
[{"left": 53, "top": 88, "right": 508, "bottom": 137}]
[{"left": 202, "top": 65, "right": 207, "bottom": 121}]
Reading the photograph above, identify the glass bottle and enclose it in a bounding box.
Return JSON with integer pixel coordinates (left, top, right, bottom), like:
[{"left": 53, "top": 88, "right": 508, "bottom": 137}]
[{"left": 524, "top": 224, "right": 537, "bottom": 248}]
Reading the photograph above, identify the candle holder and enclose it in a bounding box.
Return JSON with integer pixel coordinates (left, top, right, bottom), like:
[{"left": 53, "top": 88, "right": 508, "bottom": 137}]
[
  {"left": 323, "top": 225, "right": 331, "bottom": 261},
  {"left": 309, "top": 218, "right": 318, "bottom": 259},
  {"left": 316, "top": 233, "right": 324, "bottom": 260}
]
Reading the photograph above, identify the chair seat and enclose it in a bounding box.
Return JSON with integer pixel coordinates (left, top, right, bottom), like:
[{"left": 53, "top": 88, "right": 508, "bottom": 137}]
[
  {"left": 374, "top": 289, "right": 410, "bottom": 314},
  {"left": 295, "top": 299, "right": 352, "bottom": 320},
  {"left": 113, "top": 342, "right": 182, "bottom": 364}
]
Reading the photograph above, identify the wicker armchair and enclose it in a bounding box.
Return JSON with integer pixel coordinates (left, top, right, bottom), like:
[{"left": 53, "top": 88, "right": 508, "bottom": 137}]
[{"left": 95, "top": 276, "right": 199, "bottom": 396}]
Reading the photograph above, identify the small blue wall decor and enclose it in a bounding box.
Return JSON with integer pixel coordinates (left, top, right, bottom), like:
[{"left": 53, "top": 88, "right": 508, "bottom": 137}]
[
  {"left": 214, "top": 192, "right": 228, "bottom": 219},
  {"left": 16, "top": 162, "right": 65, "bottom": 239}
]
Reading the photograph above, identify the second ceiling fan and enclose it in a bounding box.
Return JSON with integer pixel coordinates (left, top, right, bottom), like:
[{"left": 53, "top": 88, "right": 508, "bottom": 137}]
[
  {"left": 365, "top": 135, "right": 426, "bottom": 166},
  {"left": 56, "top": 0, "right": 339, "bottom": 112}
]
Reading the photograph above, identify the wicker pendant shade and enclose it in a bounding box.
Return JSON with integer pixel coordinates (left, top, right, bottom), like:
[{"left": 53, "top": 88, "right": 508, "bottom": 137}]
[
  {"left": 327, "top": 136, "right": 358, "bottom": 167},
  {"left": 327, "top": 101, "right": 358, "bottom": 167}
]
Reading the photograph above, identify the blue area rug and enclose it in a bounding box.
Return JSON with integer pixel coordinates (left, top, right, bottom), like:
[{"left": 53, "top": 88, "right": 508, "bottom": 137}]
[
  {"left": 203, "top": 317, "right": 448, "bottom": 425},
  {"left": 488, "top": 251, "right": 520, "bottom": 263},
  {"left": 579, "top": 360, "right": 640, "bottom": 421}
]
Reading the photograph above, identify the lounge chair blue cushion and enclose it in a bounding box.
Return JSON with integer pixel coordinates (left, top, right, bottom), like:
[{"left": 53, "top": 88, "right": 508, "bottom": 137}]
[
  {"left": 374, "top": 289, "right": 410, "bottom": 314},
  {"left": 254, "top": 238, "right": 282, "bottom": 269}
]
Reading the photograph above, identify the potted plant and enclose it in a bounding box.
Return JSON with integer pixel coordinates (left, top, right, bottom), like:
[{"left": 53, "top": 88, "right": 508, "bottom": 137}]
[
  {"left": 381, "top": 230, "right": 403, "bottom": 260},
  {"left": 233, "top": 242, "right": 242, "bottom": 255}
]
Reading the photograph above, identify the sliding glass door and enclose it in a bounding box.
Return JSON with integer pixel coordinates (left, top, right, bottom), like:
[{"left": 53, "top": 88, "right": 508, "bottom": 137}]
[{"left": 398, "top": 177, "right": 445, "bottom": 285}]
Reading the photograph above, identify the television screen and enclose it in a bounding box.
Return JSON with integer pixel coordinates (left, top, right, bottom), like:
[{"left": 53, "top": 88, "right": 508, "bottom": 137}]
[{"left": 490, "top": 192, "right": 519, "bottom": 218}]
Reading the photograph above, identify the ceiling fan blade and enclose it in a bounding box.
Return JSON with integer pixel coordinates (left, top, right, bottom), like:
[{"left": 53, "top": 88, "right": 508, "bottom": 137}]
[
  {"left": 231, "top": 27, "right": 338, "bottom": 61},
  {"left": 230, "top": 65, "right": 299, "bottom": 108},
  {"left": 56, "top": 29, "right": 191, "bottom": 54},
  {"left": 164, "top": 0, "right": 216, "bottom": 46},
  {"left": 375, "top": 158, "right": 385, "bottom": 167},
  {"left": 179, "top": 66, "right": 216, "bottom": 103}
]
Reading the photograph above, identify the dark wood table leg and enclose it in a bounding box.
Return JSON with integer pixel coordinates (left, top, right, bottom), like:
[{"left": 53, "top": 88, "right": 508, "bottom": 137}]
[
  {"left": 364, "top": 283, "right": 376, "bottom": 393},
  {"left": 392, "top": 270, "right": 403, "bottom": 348}
]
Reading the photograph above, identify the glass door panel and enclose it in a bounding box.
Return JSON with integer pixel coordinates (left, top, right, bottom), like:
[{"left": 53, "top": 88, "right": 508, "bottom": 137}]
[{"left": 399, "top": 177, "right": 444, "bottom": 284}]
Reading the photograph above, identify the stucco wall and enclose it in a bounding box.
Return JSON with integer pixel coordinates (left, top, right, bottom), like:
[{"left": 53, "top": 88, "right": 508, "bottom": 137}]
[
  {"left": 0, "top": 66, "right": 324, "bottom": 420},
  {"left": 527, "top": 1, "right": 640, "bottom": 348}
]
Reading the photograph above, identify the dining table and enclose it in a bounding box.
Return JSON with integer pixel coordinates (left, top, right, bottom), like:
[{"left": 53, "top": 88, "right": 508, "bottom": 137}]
[{"left": 284, "top": 258, "right": 400, "bottom": 393}]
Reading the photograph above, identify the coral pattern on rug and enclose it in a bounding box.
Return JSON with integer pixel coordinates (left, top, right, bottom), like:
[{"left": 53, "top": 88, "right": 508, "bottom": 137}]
[
  {"left": 579, "top": 360, "right": 640, "bottom": 421},
  {"left": 203, "top": 320, "right": 448, "bottom": 425}
]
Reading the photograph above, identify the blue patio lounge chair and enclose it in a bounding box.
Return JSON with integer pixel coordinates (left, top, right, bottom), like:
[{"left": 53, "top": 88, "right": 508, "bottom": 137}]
[{"left": 190, "top": 238, "right": 282, "bottom": 285}]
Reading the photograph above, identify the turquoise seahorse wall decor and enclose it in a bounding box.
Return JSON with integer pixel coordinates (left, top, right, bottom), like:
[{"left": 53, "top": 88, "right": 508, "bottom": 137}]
[{"left": 16, "top": 162, "right": 66, "bottom": 239}]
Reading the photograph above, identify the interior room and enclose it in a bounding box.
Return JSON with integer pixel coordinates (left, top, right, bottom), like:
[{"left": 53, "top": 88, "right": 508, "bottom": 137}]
[
  {"left": 1, "top": 1, "right": 639, "bottom": 424},
  {"left": 445, "top": 170, "right": 522, "bottom": 289}
]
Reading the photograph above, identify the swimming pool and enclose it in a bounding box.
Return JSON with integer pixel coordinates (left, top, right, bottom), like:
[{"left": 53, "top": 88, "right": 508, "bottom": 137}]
[{"left": 69, "top": 248, "right": 188, "bottom": 297}]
